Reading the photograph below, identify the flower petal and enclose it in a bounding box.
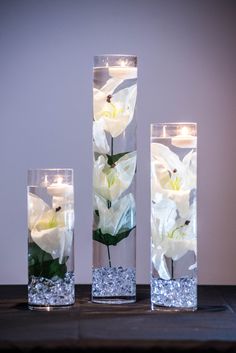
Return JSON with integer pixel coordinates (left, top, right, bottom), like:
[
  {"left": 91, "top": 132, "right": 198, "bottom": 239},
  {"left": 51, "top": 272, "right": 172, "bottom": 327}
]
[
  {"left": 94, "top": 84, "right": 137, "bottom": 138},
  {"left": 93, "top": 120, "right": 110, "bottom": 154},
  {"left": 151, "top": 143, "right": 184, "bottom": 176},
  {"left": 166, "top": 189, "right": 190, "bottom": 219},
  {"left": 152, "top": 245, "right": 171, "bottom": 280},
  {"left": 151, "top": 197, "right": 197, "bottom": 267},
  {"left": 28, "top": 193, "right": 49, "bottom": 231},
  {"left": 93, "top": 78, "right": 124, "bottom": 119},
  {"left": 151, "top": 197, "right": 177, "bottom": 240},
  {"left": 31, "top": 227, "right": 73, "bottom": 264},
  {"left": 100, "top": 77, "right": 124, "bottom": 96},
  {"left": 95, "top": 193, "right": 135, "bottom": 235},
  {"left": 164, "top": 238, "right": 196, "bottom": 260},
  {"left": 93, "top": 152, "right": 137, "bottom": 201}
]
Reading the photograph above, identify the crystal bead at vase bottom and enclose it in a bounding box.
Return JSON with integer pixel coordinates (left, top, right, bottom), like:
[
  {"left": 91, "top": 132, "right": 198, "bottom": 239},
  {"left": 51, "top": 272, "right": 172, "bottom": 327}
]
[
  {"left": 151, "top": 276, "right": 197, "bottom": 310},
  {"left": 92, "top": 266, "right": 136, "bottom": 297},
  {"left": 28, "top": 272, "right": 75, "bottom": 307}
]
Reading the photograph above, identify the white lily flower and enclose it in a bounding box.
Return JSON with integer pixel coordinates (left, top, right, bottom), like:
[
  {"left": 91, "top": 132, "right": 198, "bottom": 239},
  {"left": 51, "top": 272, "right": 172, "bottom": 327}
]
[
  {"left": 94, "top": 82, "right": 137, "bottom": 138},
  {"left": 94, "top": 193, "right": 135, "bottom": 235},
  {"left": 151, "top": 143, "right": 196, "bottom": 218},
  {"left": 93, "top": 119, "right": 110, "bottom": 154},
  {"left": 93, "top": 151, "right": 137, "bottom": 201},
  {"left": 93, "top": 77, "right": 124, "bottom": 117},
  {"left": 151, "top": 198, "right": 197, "bottom": 280},
  {"left": 31, "top": 227, "right": 73, "bottom": 264},
  {"left": 30, "top": 202, "right": 73, "bottom": 264}
]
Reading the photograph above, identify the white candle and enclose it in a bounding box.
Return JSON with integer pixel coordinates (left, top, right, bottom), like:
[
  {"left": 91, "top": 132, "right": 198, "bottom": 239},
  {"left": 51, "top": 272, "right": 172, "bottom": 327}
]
[
  {"left": 47, "top": 177, "right": 73, "bottom": 197},
  {"left": 171, "top": 126, "right": 197, "bottom": 148},
  {"left": 108, "top": 60, "right": 137, "bottom": 79}
]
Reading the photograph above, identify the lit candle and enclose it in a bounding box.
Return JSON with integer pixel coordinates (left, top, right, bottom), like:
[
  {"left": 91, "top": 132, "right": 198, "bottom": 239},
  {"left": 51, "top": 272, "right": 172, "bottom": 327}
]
[
  {"left": 171, "top": 126, "right": 197, "bottom": 148},
  {"left": 47, "top": 176, "right": 73, "bottom": 197},
  {"left": 108, "top": 60, "right": 137, "bottom": 79}
]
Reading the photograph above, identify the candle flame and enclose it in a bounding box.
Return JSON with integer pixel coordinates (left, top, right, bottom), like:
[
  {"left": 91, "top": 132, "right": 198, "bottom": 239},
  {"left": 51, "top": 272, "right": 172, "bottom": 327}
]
[
  {"left": 56, "top": 176, "right": 63, "bottom": 184},
  {"left": 117, "top": 58, "right": 129, "bottom": 67},
  {"left": 180, "top": 126, "right": 190, "bottom": 136}
]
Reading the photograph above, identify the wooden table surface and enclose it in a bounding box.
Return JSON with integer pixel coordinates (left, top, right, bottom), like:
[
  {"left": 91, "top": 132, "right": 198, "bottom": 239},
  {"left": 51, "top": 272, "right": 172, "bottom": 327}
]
[{"left": 0, "top": 285, "right": 236, "bottom": 352}]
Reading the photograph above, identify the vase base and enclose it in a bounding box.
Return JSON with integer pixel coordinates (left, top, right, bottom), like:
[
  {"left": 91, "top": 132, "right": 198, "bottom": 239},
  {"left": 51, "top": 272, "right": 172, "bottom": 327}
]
[
  {"left": 28, "top": 303, "right": 74, "bottom": 311},
  {"left": 151, "top": 303, "right": 197, "bottom": 312},
  {"left": 92, "top": 296, "right": 136, "bottom": 304}
]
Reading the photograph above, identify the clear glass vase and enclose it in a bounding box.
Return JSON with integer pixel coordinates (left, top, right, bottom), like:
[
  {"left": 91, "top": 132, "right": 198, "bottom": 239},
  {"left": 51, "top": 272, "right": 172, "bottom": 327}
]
[
  {"left": 27, "top": 169, "right": 75, "bottom": 310},
  {"left": 92, "top": 55, "right": 137, "bottom": 304},
  {"left": 150, "top": 123, "right": 197, "bottom": 311}
]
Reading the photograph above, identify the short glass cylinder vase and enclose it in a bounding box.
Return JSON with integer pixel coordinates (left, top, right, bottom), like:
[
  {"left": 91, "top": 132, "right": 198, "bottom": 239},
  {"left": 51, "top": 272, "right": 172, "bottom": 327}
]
[
  {"left": 150, "top": 123, "right": 197, "bottom": 311},
  {"left": 27, "top": 169, "right": 75, "bottom": 310},
  {"left": 92, "top": 55, "right": 137, "bottom": 304}
]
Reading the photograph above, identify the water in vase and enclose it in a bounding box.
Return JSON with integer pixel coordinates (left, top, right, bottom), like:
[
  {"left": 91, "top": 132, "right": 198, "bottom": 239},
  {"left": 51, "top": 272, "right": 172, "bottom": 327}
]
[
  {"left": 27, "top": 170, "right": 74, "bottom": 310},
  {"left": 151, "top": 123, "right": 197, "bottom": 310},
  {"left": 92, "top": 55, "right": 137, "bottom": 303}
]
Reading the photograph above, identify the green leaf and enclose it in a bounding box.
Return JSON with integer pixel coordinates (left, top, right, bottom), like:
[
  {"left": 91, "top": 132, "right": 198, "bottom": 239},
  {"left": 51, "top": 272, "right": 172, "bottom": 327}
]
[
  {"left": 28, "top": 242, "right": 67, "bottom": 279},
  {"left": 48, "top": 260, "right": 67, "bottom": 278},
  {"left": 93, "top": 227, "right": 135, "bottom": 246},
  {"left": 106, "top": 152, "right": 130, "bottom": 166}
]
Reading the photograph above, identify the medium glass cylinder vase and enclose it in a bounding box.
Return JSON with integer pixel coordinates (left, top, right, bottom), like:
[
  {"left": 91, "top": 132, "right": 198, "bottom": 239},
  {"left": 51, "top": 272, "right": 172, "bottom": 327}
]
[
  {"left": 150, "top": 123, "right": 197, "bottom": 311},
  {"left": 92, "top": 55, "right": 137, "bottom": 304},
  {"left": 27, "top": 169, "right": 75, "bottom": 310}
]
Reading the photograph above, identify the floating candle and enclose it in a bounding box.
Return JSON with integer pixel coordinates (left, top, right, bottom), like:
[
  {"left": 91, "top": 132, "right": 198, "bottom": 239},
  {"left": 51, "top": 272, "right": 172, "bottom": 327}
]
[
  {"left": 47, "top": 176, "right": 73, "bottom": 197},
  {"left": 171, "top": 126, "right": 197, "bottom": 148},
  {"left": 108, "top": 60, "right": 137, "bottom": 79}
]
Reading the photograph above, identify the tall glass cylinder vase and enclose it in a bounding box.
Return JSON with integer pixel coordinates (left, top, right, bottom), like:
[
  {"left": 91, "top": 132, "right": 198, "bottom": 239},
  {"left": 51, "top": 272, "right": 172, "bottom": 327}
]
[
  {"left": 92, "top": 55, "right": 137, "bottom": 304},
  {"left": 150, "top": 123, "right": 197, "bottom": 311},
  {"left": 27, "top": 169, "right": 75, "bottom": 310}
]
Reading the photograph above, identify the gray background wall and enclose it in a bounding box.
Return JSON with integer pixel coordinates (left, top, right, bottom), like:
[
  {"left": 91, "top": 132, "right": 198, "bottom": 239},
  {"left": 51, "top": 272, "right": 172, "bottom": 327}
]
[{"left": 0, "top": 0, "right": 236, "bottom": 284}]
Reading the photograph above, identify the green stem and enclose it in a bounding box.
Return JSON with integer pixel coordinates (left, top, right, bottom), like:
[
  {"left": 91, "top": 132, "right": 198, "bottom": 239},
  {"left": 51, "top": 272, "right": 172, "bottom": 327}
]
[
  {"left": 107, "top": 245, "right": 112, "bottom": 268},
  {"left": 105, "top": 137, "right": 113, "bottom": 267},
  {"left": 111, "top": 136, "right": 114, "bottom": 156},
  {"left": 106, "top": 200, "right": 112, "bottom": 267}
]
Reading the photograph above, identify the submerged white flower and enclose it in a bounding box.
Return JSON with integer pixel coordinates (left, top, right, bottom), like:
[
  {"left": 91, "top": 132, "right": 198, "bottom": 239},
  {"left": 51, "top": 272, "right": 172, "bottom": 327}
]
[
  {"left": 93, "top": 151, "right": 137, "bottom": 201},
  {"left": 93, "top": 79, "right": 137, "bottom": 138},
  {"left": 94, "top": 193, "right": 135, "bottom": 235},
  {"left": 151, "top": 198, "right": 197, "bottom": 280},
  {"left": 151, "top": 143, "right": 196, "bottom": 218},
  {"left": 31, "top": 227, "right": 73, "bottom": 264},
  {"left": 151, "top": 142, "right": 197, "bottom": 280},
  {"left": 29, "top": 194, "right": 74, "bottom": 264},
  {"left": 93, "top": 77, "right": 124, "bottom": 113}
]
